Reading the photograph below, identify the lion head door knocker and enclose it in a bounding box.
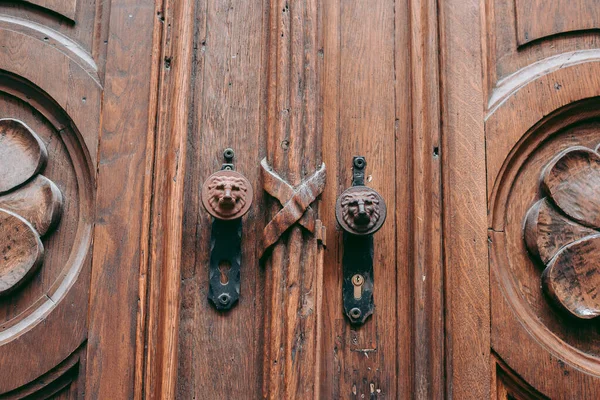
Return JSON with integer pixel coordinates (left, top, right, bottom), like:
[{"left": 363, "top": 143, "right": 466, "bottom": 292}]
[
  {"left": 201, "top": 148, "right": 253, "bottom": 310},
  {"left": 335, "top": 156, "right": 387, "bottom": 325}
]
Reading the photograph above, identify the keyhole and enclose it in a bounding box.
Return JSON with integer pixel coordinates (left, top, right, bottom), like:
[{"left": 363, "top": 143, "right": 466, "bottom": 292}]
[{"left": 219, "top": 260, "right": 231, "bottom": 285}]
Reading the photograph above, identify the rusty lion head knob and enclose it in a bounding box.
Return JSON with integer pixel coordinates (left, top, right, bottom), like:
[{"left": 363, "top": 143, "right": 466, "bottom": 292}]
[
  {"left": 201, "top": 149, "right": 253, "bottom": 220},
  {"left": 335, "top": 157, "right": 387, "bottom": 235}
]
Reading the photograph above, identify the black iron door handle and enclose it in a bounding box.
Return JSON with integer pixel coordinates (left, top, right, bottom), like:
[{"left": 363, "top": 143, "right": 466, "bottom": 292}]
[
  {"left": 201, "top": 148, "right": 253, "bottom": 310},
  {"left": 335, "top": 156, "right": 387, "bottom": 324}
]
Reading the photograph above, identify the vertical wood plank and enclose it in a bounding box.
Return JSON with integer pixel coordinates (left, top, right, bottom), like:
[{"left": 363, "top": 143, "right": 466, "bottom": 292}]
[
  {"left": 406, "top": 0, "right": 445, "bottom": 397},
  {"left": 321, "top": 0, "right": 398, "bottom": 397},
  {"left": 140, "top": 0, "right": 195, "bottom": 396},
  {"left": 175, "top": 0, "right": 266, "bottom": 397},
  {"left": 439, "top": 0, "right": 490, "bottom": 397},
  {"left": 85, "top": 0, "right": 160, "bottom": 397},
  {"left": 262, "top": 0, "right": 324, "bottom": 397}
]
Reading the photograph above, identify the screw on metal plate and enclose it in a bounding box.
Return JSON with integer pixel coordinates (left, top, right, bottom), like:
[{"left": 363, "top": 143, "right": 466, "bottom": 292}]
[
  {"left": 201, "top": 149, "right": 253, "bottom": 311},
  {"left": 336, "top": 156, "right": 387, "bottom": 325}
]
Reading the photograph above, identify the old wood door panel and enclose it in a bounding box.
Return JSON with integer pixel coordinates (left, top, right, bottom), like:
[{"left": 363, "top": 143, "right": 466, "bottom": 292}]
[
  {"left": 0, "top": 0, "right": 158, "bottom": 398},
  {"left": 170, "top": 0, "right": 444, "bottom": 398},
  {"left": 442, "top": 0, "right": 600, "bottom": 398}
]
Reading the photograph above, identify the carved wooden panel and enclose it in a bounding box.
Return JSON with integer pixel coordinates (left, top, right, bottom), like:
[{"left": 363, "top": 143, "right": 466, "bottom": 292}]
[
  {"left": 0, "top": 119, "right": 63, "bottom": 295},
  {"left": 0, "top": 77, "right": 95, "bottom": 395},
  {"left": 22, "top": 0, "right": 78, "bottom": 21},
  {"left": 515, "top": 0, "right": 600, "bottom": 45},
  {"left": 485, "top": 0, "right": 600, "bottom": 112},
  {"left": 0, "top": 0, "right": 101, "bottom": 396},
  {"left": 484, "top": 0, "right": 600, "bottom": 396},
  {"left": 524, "top": 145, "right": 600, "bottom": 319},
  {"left": 489, "top": 99, "right": 600, "bottom": 398},
  {"left": 493, "top": 355, "right": 548, "bottom": 400}
]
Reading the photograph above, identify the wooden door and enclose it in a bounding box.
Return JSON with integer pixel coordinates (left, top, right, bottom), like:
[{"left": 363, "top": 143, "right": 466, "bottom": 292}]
[
  {"left": 2, "top": 0, "right": 600, "bottom": 399},
  {"left": 0, "top": 0, "right": 159, "bottom": 398},
  {"left": 164, "top": 0, "right": 444, "bottom": 398},
  {"left": 440, "top": 0, "right": 600, "bottom": 398}
]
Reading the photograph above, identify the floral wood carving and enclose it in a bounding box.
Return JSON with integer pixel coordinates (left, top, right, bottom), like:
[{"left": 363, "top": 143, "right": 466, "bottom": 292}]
[
  {"left": 524, "top": 145, "right": 600, "bottom": 319},
  {"left": 0, "top": 119, "right": 63, "bottom": 296}
]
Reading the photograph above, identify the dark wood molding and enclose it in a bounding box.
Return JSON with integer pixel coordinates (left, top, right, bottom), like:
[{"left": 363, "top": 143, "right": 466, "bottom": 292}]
[{"left": 137, "top": 0, "right": 194, "bottom": 397}]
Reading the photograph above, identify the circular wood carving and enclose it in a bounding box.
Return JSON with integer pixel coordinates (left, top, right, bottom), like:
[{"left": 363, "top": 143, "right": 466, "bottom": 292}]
[
  {"left": 201, "top": 170, "right": 253, "bottom": 220},
  {"left": 489, "top": 102, "right": 600, "bottom": 364},
  {"left": 335, "top": 186, "right": 386, "bottom": 235},
  {"left": 525, "top": 144, "right": 600, "bottom": 319},
  {"left": 0, "top": 209, "right": 44, "bottom": 296},
  {"left": 0, "top": 176, "right": 63, "bottom": 236},
  {"left": 0, "top": 119, "right": 63, "bottom": 296},
  {"left": 543, "top": 235, "right": 600, "bottom": 319},
  {"left": 541, "top": 147, "right": 600, "bottom": 228},
  {"left": 0, "top": 119, "right": 47, "bottom": 195}
]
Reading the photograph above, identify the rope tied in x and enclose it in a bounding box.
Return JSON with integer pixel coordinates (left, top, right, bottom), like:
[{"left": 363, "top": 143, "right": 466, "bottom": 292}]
[{"left": 259, "top": 157, "right": 326, "bottom": 259}]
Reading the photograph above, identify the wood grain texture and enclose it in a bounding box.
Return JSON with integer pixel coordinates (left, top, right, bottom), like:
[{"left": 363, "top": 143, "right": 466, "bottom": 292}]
[
  {"left": 260, "top": 160, "right": 326, "bottom": 256},
  {"left": 0, "top": 345, "right": 85, "bottom": 399},
  {"left": 543, "top": 235, "right": 600, "bottom": 319},
  {"left": 406, "top": 0, "right": 444, "bottom": 396},
  {"left": 522, "top": 144, "right": 600, "bottom": 320},
  {"left": 0, "top": 209, "right": 44, "bottom": 295},
  {"left": 492, "top": 353, "right": 549, "bottom": 400},
  {"left": 0, "top": 119, "right": 47, "bottom": 195},
  {"left": 483, "top": 3, "right": 600, "bottom": 396},
  {"left": 141, "top": 0, "right": 194, "bottom": 396},
  {"left": 0, "top": 30, "right": 94, "bottom": 394},
  {"left": 485, "top": 1, "right": 600, "bottom": 112},
  {"left": 22, "top": 0, "right": 78, "bottom": 21},
  {"left": 320, "top": 0, "right": 399, "bottom": 397},
  {"left": 515, "top": 0, "right": 600, "bottom": 45},
  {"left": 0, "top": 175, "right": 63, "bottom": 237},
  {"left": 489, "top": 106, "right": 600, "bottom": 397},
  {"left": 175, "top": 0, "right": 265, "bottom": 397},
  {"left": 85, "top": 0, "right": 159, "bottom": 397},
  {"left": 525, "top": 198, "right": 597, "bottom": 264},
  {"left": 542, "top": 147, "right": 600, "bottom": 229},
  {"left": 262, "top": 0, "right": 324, "bottom": 397},
  {"left": 439, "top": 0, "right": 490, "bottom": 398}
]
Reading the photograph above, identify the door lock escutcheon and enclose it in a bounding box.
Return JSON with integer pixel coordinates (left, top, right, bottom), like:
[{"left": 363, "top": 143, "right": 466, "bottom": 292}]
[
  {"left": 201, "top": 148, "right": 253, "bottom": 310},
  {"left": 336, "top": 156, "right": 387, "bottom": 325}
]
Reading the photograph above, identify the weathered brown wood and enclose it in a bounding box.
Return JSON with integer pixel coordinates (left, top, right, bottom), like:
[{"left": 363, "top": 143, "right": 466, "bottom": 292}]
[
  {"left": 320, "top": 0, "right": 399, "bottom": 396},
  {"left": 261, "top": 0, "right": 324, "bottom": 397},
  {"left": 0, "top": 209, "right": 44, "bottom": 295},
  {"left": 522, "top": 145, "right": 600, "bottom": 320},
  {"left": 543, "top": 235, "right": 600, "bottom": 319},
  {"left": 86, "top": 0, "right": 160, "bottom": 397},
  {"left": 525, "top": 198, "right": 597, "bottom": 264},
  {"left": 260, "top": 160, "right": 326, "bottom": 257},
  {"left": 485, "top": 0, "right": 600, "bottom": 395},
  {"left": 0, "top": 119, "right": 47, "bottom": 195},
  {"left": 439, "top": 0, "right": 490, "bottom": 398},
  {"left": 492, "top": 353, "right": 549, "bottom": 400},
  {"left": 542, "top": 147, "right": 600, "bottom": 229},
  {"left": 515, "top": 0, "right": 600, "bottom": 45},
  {"left": 175, "top": 0, "right": 266, "bottom": 397},
  {"left": 140, "top": 0, "right": 195, "bottom": 395},
  {"left": 0, "top": 175, "right": 63, "bottom": 237},
  {"left": 21, "top": 0, "right": 77, "bottom": 21},
  {"left": 0, "top": 2, "right": 101, "bottom": 394},
  {"left": 406, "top": 0, "right": 445, "bottom": 397},
  {"left": 7, "top": 0, "right": 600, "bottom": 398}
]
